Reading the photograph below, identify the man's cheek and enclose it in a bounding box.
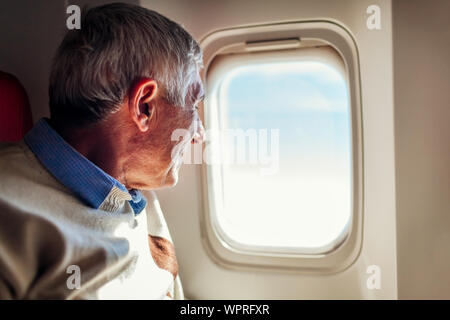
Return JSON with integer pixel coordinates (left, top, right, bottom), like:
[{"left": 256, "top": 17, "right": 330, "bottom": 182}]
[{"left": 169, "top": 128, "right": 190, "bottom": 161}]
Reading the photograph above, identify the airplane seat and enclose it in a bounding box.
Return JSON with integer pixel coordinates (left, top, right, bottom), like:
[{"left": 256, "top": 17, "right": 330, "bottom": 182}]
[{"left": 0, "top": 71, "right": 33, "bottom": 142}]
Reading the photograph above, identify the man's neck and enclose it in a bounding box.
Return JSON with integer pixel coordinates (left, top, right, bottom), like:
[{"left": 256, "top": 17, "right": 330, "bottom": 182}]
[{"left": 49, "top": 119, "right": 129, "bottom": 188}]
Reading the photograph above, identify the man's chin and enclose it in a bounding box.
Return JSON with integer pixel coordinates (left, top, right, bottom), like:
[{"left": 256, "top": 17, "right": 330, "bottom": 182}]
[
  {"left": 165, "top": 174, "right": 179, "bottom": 188},
  {"left": 159, "top": 168, "right": 180, "bottom": 188},
  {"left": 140, "top": 164, "right": 181, "bottom": 190}
]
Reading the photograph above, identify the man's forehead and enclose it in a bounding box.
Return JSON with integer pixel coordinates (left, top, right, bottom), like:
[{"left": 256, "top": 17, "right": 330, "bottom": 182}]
[{"left": 191, "top": 77, "right": 205, "bottom": 101}]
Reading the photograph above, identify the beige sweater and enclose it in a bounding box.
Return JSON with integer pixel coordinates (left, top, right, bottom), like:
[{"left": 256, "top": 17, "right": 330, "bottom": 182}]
[{"left": 0, "top": 141, "right": 183, "bottom": 299}]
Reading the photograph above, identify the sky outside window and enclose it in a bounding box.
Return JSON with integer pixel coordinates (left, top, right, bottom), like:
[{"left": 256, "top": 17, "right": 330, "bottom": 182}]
[{"left": 214, "top": 60, "right": 352, "bottom": 253}]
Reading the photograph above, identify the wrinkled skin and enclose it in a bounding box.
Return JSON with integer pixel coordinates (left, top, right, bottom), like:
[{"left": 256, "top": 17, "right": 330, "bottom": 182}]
[
  {"left": 124, "top": 89, "right": 204, "bottom": 189},
  {"left": 55, "top": 72, "right": 205, "bottom": 191}
]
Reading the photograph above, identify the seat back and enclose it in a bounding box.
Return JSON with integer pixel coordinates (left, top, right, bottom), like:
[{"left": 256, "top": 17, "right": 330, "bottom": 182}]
[{"left": 0, "top": 72, "right": 33, "bottom": 142}]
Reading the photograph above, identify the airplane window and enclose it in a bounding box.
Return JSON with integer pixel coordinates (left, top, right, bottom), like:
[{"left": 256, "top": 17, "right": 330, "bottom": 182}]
[{"left": 207, "top": 57, "right": 352, "bottom": 254}]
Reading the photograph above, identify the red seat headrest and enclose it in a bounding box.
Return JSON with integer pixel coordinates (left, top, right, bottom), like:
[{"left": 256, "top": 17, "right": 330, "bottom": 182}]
[{"left": 0, "top": 72, "right": 33, "bottom": 142}]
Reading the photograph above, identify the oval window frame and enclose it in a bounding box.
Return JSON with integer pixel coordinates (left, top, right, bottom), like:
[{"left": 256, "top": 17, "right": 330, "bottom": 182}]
[{"left": 199, "top": 20, "right": 364, "bottom": 274}]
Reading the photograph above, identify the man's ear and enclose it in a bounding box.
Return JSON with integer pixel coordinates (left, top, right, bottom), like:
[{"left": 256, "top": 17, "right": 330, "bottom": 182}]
[{"left": 128, "top": 78, "right": 158, "bottom": 132}]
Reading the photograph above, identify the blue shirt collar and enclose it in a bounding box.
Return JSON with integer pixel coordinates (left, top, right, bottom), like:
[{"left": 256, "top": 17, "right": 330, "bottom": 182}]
[{"left": 24, "top": 118, "right": 146, "bottom": 215}]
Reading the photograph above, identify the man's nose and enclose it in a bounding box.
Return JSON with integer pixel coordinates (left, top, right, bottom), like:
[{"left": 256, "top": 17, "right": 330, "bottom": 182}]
[{"left": 191, "top": 119, "right": 205, "bottom": 144}]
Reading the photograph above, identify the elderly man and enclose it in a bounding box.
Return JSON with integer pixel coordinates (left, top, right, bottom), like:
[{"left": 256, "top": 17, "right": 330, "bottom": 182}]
[{"left": 0, "top": 3, "right": 204, "bottom": 299}]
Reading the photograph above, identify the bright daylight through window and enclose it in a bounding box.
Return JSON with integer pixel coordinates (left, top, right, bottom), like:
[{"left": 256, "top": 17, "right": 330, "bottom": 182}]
[{"left": 209, "top": 55, "right": 352, "bottom": 254}]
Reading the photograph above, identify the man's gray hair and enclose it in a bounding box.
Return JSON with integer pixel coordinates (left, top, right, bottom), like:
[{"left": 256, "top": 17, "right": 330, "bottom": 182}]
[{"left": 49, "top": 2, "right": 202, "bottom": 126}]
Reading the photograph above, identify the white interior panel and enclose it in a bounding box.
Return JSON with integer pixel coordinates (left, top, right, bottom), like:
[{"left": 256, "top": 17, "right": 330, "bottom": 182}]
[{"left": 141, "top": 0, "right": 397, "bottom": 299}]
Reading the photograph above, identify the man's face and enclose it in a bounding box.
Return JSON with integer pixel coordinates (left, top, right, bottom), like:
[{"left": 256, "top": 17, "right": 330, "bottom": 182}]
[{"left": 128, "top": 73, "right": 205, "bottom": 189}]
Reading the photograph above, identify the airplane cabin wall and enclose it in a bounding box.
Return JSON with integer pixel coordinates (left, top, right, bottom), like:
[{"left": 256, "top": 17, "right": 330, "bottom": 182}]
[
  {"left": 0, "top": 0, "right": 139, "bottom": 124},
  {"left": 143, "top": 0, "right": 398, "bottom": 299},
  {"left": 0, "top": 0, "right": 64, "bottom": 123},
  {"left": 393, "top": 0, "right": 450, "bottom": 299}
]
